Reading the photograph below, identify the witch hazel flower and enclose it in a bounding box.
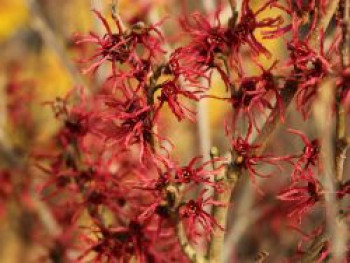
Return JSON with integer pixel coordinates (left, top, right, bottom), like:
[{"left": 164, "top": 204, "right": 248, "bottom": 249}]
[
  {"left": 134, "top": 169, "right": 176, "bottom": 208},
  {"left": 75, "top": 10, "right": 129, "bottom": 75},
  {"left": 177, "top": 11, "right": 228, "bottom": 81},
  {"left": 93, "top": 93, "right": 157, "bottom": 163},
  {"left": 81, "top": 167, "right": 133, "bottom": 218},
  {"left": 277, "top": 177, "right": 323, "bottom": 223},
  {"left": 231, "top": 130, "right": 293, "bottom": 194},
  {"left": 179, "top": 189, "right": 225, "bottom": 242},
  {"left": 155, "top": 79, "right": 204, "bottom": 122},
  {"left": 135, "top": 155, "right": 226, "bottom": 222},
  {"left": 226, "top": 0, "right": 291, "bottom": 62},
  {"left": 135, "top": 186, "right": 180, "bottom": 240},
  {"left": 36, "top": 155, "right": 79, "bottom": 201},
  {"left": 279, "top": 0, "right": 329, "bottom": 33},
  {"left": 286, "top": 28, "right": 341, "bottom": 117},
  {"left": 79, "top": 219, "right": 158, "bottom": 263},
  {"left": 46, "top": 87, "right": 92, "bottom": 149},
  {"left": 168, "top": 48, "right": 210, "bottom": 85},
  {"left": 76, "top": 10, "right": 164, "bottom": 76},
  {"left": 28, "top": 1, "right": 350, "bottom": 261},
  {"left": 174, "top": 155, "right": 226, "bottom": 189},
  {"left": 231, "top": 60, "right": 284, "bottom": 131},
  {"left": 287, "top": 129, "right": 321, "bottom": 181}
]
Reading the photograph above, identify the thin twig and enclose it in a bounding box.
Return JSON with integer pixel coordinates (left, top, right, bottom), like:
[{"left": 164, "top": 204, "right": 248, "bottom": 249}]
[
  {"left": 176, "top": 221, "right": 207, "bottom": 263},
  {"left": 207, "top": 165, "right": 239, "bottom": 262},
  {"left": 223, "top": 181, "right": 258, "bottom": 263},
  {"left": 111, "top": 0, "right": 126, "bottom": 32},
  {"left": 336, "top": 0, "right": 350, "bottom": 183},
  {"left": 207, "top": 148, "right": 239, "bottom": 263},
  {"left": 309, "top": 0, "right": 341, "bottom": 48},
  {"left": 314, "top": 78, "right": 347, "bottom": 263}
]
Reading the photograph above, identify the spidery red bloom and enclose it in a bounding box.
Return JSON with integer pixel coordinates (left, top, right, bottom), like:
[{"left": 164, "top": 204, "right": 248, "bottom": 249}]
[
  {"left": 155, "top": 80, "right": 204, "bottom": 122},
  {"left": 173, "top": 11, "right": 230, "bottom": 88},
  {"left": 231, "top": 60, "right": 284, "bottom": 131},
  {"left": 231, "top": 131, "right": 291, "bottom": 194},
  {"left": 287, "top": 129, "right": 320, "bottom": 180},
  {"left": 179, "top": 11, "right": 227, "bottom": 71},
  {"left": 179, "top": 189, "right": 225, "bottom": 242},
  {"left": 174, "top": 155, "right": 225, "bottom": 189},
  {"left": 93, "top": 93, "right": 157, "bottom": 163},
  {"left": 46, "top": 88, "right": 92, "bottom": 148},
  {"left": 226, "top": 0, "right": 291, "bottom": 62},
  {"left": 136, "top": 155, "right": 226, "bottom": 234},
  {"left": 286, "top": 30, "right": 341, "bottom": 118},
  {"left": 79, "top": 220, "right": 160, "bottom": 263},
  {"left": 76, "top": 10, "right": 164, "bottom": 75},
  {"left": 277, "top": 177, "right": 323, "bottom": 223},
  {"left": 167, "top": 49, "right": 209, "bottom": 84}
]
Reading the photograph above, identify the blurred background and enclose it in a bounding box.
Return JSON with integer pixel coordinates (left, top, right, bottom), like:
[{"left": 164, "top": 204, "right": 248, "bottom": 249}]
[{"left": 0, "top": 0, "right": 348, "bottom": 262}]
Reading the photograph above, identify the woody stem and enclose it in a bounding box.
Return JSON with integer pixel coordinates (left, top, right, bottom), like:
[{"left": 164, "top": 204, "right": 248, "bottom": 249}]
[
  {"left": 207, "top": 147, "right": 240, "bottom": 262},
  {"left": 335, "top": 0, "right": 350, "bottom": 183}
]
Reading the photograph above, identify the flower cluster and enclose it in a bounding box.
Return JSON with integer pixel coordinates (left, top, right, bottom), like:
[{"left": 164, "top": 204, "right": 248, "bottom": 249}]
[{"left": 26, "top": 0, "right": 350, "bottom": 262}]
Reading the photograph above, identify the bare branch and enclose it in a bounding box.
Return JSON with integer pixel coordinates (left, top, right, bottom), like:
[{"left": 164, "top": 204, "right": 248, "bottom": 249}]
[{"left": 176, "top": 221, "right": 207, "bottom": 263}]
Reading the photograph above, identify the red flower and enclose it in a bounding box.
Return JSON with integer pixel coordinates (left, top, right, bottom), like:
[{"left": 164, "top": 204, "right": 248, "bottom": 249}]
[
  {"left": 168, "top": 49, "right": 209, "bottom": 84},
  {"left": 226, "top": 0, "right": 290, "bottom": 61},
  {"left": 174, "top": 11, "right": 229, "bottom": 87},
  {"left": 46, "top": 88, "right": 92, "bottom": 148},
  {"left": 36, "top": 153, "right": 79, "bottom": 201},
  {"left": 79, "top": 220, "right": 157, "bottom": 263},
  {"left": 174, "top": 155, "right": 225, "bottom": 189},
  {"left": 277, "top": 177, "right": 322, "bottom": 223},
  {"left": 287, "top": 129, "right": 320, "bottom": 180},
  {"left": 135, "top": 171, "right": 173, "bottom": 193},
  {"left": 76, "top": 10, "right": 164, "bottom": 75},
  {"left": 231, "top": 131, "right": 291, "bottom": 193},
  {"left": 179, "top": 189, "right": 225, "bottom": 242},
  {"left": 136, "top": 155, "right": 226, "bottom": 227},
  {"left": 231, "top": 60, "right": 284, "bottom": 131},
  {"left": 155, "top": 80, "right": 204, "bottom": 122},
  {"left": 93, "top": 94, "right": 155, "bottom": 163},
  {"left": 286, "top": 30, "right": 341, "bottom": 118},
  {"left": 179, "top": 12, "right": 227, "bottom": 68}
]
